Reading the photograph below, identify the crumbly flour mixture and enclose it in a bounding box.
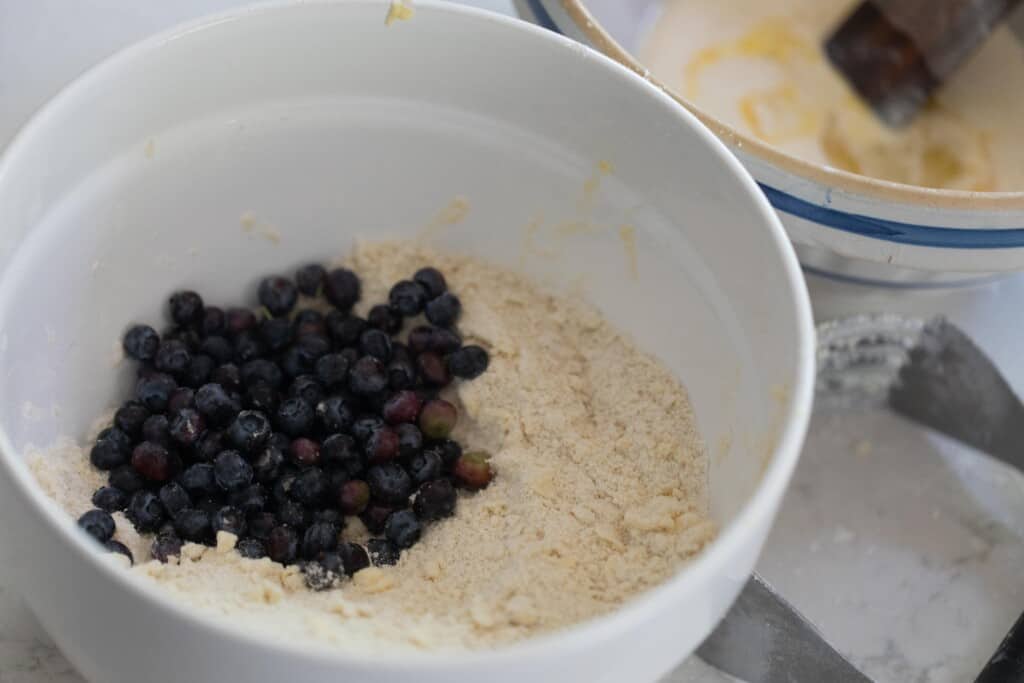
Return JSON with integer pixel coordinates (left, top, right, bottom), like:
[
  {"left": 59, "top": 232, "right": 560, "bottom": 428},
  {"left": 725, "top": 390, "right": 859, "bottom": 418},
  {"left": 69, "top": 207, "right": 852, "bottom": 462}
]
[{"left": 30, "top": 242, "right": 714, "bottom": 652}]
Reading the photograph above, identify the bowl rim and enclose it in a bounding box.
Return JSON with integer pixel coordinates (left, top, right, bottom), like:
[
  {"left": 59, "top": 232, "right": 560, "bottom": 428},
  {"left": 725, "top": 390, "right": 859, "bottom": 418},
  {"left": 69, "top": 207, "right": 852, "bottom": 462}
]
[
  {"left": 545, "top": 0, "right": 1024, "bottom": 211},
  {"left": 0, "top": 0, "right": 815, "bottom": 670}
]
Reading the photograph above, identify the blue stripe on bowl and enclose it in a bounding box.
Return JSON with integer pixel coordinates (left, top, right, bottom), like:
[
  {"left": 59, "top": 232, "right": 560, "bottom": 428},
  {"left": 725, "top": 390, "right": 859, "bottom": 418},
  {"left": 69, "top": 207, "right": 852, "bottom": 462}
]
[{"left": 523, "top": 0, "right": 1024, "bottom": 250}]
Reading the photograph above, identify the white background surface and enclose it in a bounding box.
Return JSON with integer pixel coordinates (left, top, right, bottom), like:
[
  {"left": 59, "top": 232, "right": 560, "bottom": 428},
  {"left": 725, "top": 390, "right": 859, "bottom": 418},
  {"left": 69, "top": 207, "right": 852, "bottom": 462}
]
[{"left": 3, "top": 1, "right": 1024, "bottom": 682}]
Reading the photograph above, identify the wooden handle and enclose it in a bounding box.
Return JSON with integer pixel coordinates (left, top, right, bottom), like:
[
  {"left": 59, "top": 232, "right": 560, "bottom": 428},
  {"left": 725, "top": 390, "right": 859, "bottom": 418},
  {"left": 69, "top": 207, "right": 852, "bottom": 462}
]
[{"left": 976, "top": 610, "right": 1024, "bottom": 682}]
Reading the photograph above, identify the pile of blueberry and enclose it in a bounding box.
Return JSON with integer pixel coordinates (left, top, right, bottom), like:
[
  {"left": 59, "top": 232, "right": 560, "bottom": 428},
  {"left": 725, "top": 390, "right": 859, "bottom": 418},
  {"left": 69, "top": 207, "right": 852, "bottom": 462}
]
[{"left": 76, "top": 263, "right": 492, "bottom": 590}]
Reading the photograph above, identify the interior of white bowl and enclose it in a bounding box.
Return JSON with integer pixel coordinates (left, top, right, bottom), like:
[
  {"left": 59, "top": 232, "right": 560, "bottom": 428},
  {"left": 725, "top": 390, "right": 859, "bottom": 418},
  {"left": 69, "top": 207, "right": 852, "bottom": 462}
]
[{"left": 0, "top": 1, "right": 812, "bottom": 677}]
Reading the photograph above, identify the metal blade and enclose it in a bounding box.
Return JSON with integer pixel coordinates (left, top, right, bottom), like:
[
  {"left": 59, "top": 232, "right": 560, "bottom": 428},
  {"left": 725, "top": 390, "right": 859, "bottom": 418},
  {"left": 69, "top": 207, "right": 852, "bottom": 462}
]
[{"left": 697, "top": 574, "right": 872, "bottom": 683}]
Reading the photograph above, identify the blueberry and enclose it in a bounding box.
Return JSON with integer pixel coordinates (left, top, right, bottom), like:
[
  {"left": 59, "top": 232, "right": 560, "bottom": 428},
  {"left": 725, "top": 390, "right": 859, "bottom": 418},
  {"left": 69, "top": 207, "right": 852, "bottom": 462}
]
[
  {"left": 407, "top": 326, "right": 433, "bottom": 355},
  {"left": 192, "top": 430, "right": 225, "bottom": 462},
  {"left": 267, "top": 525, "right": 299, "bottom": 564},
  {"left": 407, "top": 450, "right": 443, "bottom": 485},
  {"left": 212, "top": 506, "right": 247, "bottom": 537},
  {"left": 413, "top": 267, "right": 447, "bottom": 298},
  {"left": 238, "top": 359, "right": 279, "bottom": 390},
  {"left": 295, "top": 264, "right": 326, "bottom": 297},
  {"left": 195, "top": 498, "right": 222, "bottom": 519},
  {"left": 233, "top": 331, "right": 264, "bottom": 363},
  {"left": 291, "top": 467, "right": 327, "bottom": 506},
  {"left": 141, "top": 415, "right": 171, "bottom": 447},
  {"left": 315, "top": 353, "right": 350, "bottom": 389},
  {"left": 179, "top": 463, "right": 217, "bottom": 497},
  {"left": 417, "top": 351, "right": 450, "bottom": 387},
  {"left": 229, "top": 483, "right": 267, "bottom": 516},
  {"left": 92, "top": 486, "right": 129, "bottom": 512},
  {"left": 167, "top": 386, "right": 197, "bottom": 414},
  {"left": 247, "top": 511, "right": 277, "bottom": 540},
  {"left": 155, "top": 340, "right": 191, "bottom": 376},
  {"left": 425, "top": 292, "right": 461, "bottom": 327},
  {"left": 158, "top": 481, "right": 192, "bottom": 517},
  {"left": 105, "top": 540, "right": 134, "bottom": 565},
  {"left": 258, "top": 276, "right": 298, "bottom": 317},
  {"left": 301, "top": 522, "right": 339, "bottom": 560},
  {"left": 165, "top": 326, "right": 202, "bottom": 352},
  {"left": 78, "top": 509, "right": 115, "bottom": 543},
  {"left": 108, "top": 465, "right": 145, "bottom": 493},
  {"left": 384, "top": 509, "right": 421, "bottom": 549},
  {"left": 174, "top": 508, "right": 211, "bottom": 543},
  {"left": 90, "top": 428, "right": 132, "bottom": 470},
  {"left": 409, "top": 326, "right": 460, "bottom": 355},
  {"left": 418, "top": 399, "right": 457, "bottom": 440},
  {"left": 337, "top": 479, "right": 370, "bottom": 514},
  {"left": 226, "top": 410, "right": 271, "bottom": 454},
  {"left": 169, "top": 409, "right": 206, "bottom": 447},
  {"left": 413, "top": 479, "right": 456, "bottom": 520},
  {"left": 212, "top": 363, "right": 243, "bottom": 392},
  {"left": 366, "top": 464, "right": 411, "bottom": 505},
  {"left": 135, "top": 372, "right": 177, "bottom": 412},
  {"left": 236, "top": 538, "right": 266, "bottom": 559},
  {"left": 448, "top": 345, "right": 489, "bottom": 379},
  {"left": 246, "top": 383, "right": 279, "bottom": 414},
  {"left": 290, "top": 436, "right": 324, "bottom": 468},
  {"left": 258, "top": 317, "right": 294, "bottom": 353},
  {"left": 360, "top": 504, "right": 395, "bottom": 534},
  {"left": 321, "top": 434, "right": 360, "bottom": 467},
  {"left": 430, "top": 439, "right": 462, "bottom": 468},
  {"left": 388, "top": 280, "right": 427, "bottom": 316},
  {"left": 225, "top": 307, "right": 257, "bottom": 336},
  {"left": 453, "top": 451, "right": 494, "bottom": 490},
  {"left": 131, "top": 441, "right": 173, "bottom": 482},
  {"left": 268, "top": 432, "right": 291, "bottom": 452},
  {"left": 272, "top": 471, "right": 298, "bottom": 505},
  {"left": 316, "top": 396, "right": 354, "bottom": 433},
  {"left": 367, "top": 304, "right": 402, "bottom": 335},
  {"left": 127, "top": 490, "right": 166, "bottom": 532},
  {"left": 349, "top": 356, "right": 386, "bottom": 396},
  {"left": 200, "top": 335, "right": 234, "bottom": 363},
  {"left": 253, "top": 446, "right": 285, "bottom": 483},
  {"left": 396, "top": 424, "right": 423, "bottom": 459},
  {"left": 324, "top": 268, "right": 361, "bottom": 311},
  {"left": 169, "top": 291, "right": 204, "bottom": 326},
  {"left": 114, "top": 401, "right": 149, "bottom": 437},
  {"left": 288, "top": 375, "right": 324, "bottom": 407},
  {"left": 182, "top": 354, "right": 215, "bottom": 388},
  {"left": 351, "top": 414, "right": 384, "bottom": 443},
  {"left": 365, "top": 426, "right": 399, "bottom": 466},
  {"left": 294, "top": 309, "right": 327, "bottom": 338},
  {"left": 202, "top": 306, "right": 225, "bottom": 336},
  {"left": 366, "top": 537, "right": 400, "bottom": 566},
  {"left": 195, "top": 383, "right": 238, "bottom": 424},
  {"left": 359, "top": 328, "right": 392, "bottom": 362},
  {"left": 214, "top": 450, "right": 253, "bottom": 492},
  {"left": 281, "top": 337, "right": 329, "bottom": 378},
  {"left": 276, "top": 397, "right": 314, "bottom": 437},
  {"left": 387, "top": 357, "right": 417, "bottom": 391},
  {"left": 276, "top": 498, "right": 311, "bottom": 529},
  {"left": 123, "top": 325, "right": 161, "bottom": 361},
  {"left": 382, "top": 390, "right": 422, "bottom": 425},
  {"left": 326, "top": 313, "right": 366, "bottom": 346},
  {"left": 151, "top": 533, "right": 183, "bottom": 563}
]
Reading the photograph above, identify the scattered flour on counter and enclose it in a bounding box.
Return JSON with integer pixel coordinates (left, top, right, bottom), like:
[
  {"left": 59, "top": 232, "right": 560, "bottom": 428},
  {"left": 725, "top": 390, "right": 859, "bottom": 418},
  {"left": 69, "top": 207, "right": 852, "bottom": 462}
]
[{"left": 28, "top": 241, "right": 715, "bottom": 653}]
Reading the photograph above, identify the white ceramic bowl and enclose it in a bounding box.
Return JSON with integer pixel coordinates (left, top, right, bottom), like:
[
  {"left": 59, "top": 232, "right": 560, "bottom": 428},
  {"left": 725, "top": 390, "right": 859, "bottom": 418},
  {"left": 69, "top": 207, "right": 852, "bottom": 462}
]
[
  {"left": 517, "top": 0, "right": 1024, "bottom": 285},
  {"left": 0, "top": 2, "right": 814, "bottom": 681}
]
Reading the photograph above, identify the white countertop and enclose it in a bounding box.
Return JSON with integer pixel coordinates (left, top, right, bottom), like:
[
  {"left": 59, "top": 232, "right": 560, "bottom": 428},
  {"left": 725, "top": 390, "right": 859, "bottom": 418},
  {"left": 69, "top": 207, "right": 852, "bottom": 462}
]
[{"left": 4, "top": 2, "right": 1024, "bottom": 682}]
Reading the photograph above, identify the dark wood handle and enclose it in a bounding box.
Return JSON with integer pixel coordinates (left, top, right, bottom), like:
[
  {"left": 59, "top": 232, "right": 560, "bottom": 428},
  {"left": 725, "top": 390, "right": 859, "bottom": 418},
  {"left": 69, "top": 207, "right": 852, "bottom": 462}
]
[{"left": 976, "top": 611, "right": 1024, "bottom": 682}]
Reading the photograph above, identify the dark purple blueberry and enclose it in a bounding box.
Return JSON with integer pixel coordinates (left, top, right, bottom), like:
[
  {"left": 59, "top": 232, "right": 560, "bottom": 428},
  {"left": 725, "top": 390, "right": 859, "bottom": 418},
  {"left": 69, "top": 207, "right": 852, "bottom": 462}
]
[
  {"left": 247, "top": 511, "right": 277, "bottom": 540},
  {"left": 212, "top": 363, "right": 242, "bottom": 392},
  {"left": 360, "top": 504, "right": 394, "bottom": 534},
  {"left": 105, "top": 540, "right": 133, "bottom": 565},
  {"left": 326, "top": 312, "right": 366, "bottom": 346},
  {"left": 294, "top": 309, "right": 327, "bottom": 338},
  {"left": 253, "top": 446, "right": 285, "bottom": 483},
  {"left": 414, "top": 479, "right": 456, "bottom": 520},
  {"left": 418, "top": 399, "right": 457, "bottom": 439},
  {"left": 324, "top": 268, "right": 361, "bottom": 311},
  {"left": 276, "top": 397, "right": 314, "bottom": 437},
  {"left": 301, "top": 522, "right": 338, "bottom": 560},
  {"left": 388, "top": 280, "right": 427, "bottom": 316},
  {"left": 212, "top": 506, "right": 247, "bottom": 537},
  {"left": 384, "top": 509, "right": 421, "bottom": 549},
  {"left": 169, "top": 409, "right": 205, "bottom": 447},
  {"left": 315, "top": 509, "right": 345, "bottom": 528},
  {"left": 316, "top": 396, "right": 354, "bottom": 433},
  {"left": 258, "top": 276, "right": 298, "bottom": 317},
  {"left": 226, "top": 410, "right": 271, "bottom": 454},
  {"left": 352, "top": 414, "right": 384, "bottom": 443},
  {"left": 195, "top": 383, "right": 238, "bottom": 425},
  {"left": 396, "top": 424, "right": 423, "bottom": 459},
  {"left": 409, "top": 326, "right": 461, "bottom": 355},
  {"left": 417, "top": 352, "right": 451, "bottom": 387},
  {"left": 78, "top": 509, "right": 115, "bottom": 543},
  {"left": 453, "top": 451, "right": 494, "bottom": 490},
  {"left": 236, "top": 538, "right": 266, "bottom": 559},
  {"left": 174, "top": 508, "right": 211, "bottom": 543},
  {"left": 164, "top": 326, "right": 202, "bottom": 353},
  {"left": 233, "top": 331, "right": 264, "bottom": 363},
  {"left": 240, "top": 359, "right": 282, "bottom": 390},
  {"left": 337, "top": 479, "right": 370, "bottom": 514},
  {"left": 229, "top": 483, "right": 267, "bottom": 516},
  {"left": 169, "top": 291, "right": 204, "bottom": 326},
  {"left": 448, "top": 345, "right": 490, "bottom": 379},
  {"left": 195, "top": 498, "right": 222, "bottom": 518},
  {"left": 295, "top": 264, "right": 326, "bottom": 297},
  {"left": 281, "top": 337, "right": 329, "bottom": 378},
  {"left": 127, "top": 490, "right": 166, "bottom": 532},
  {"left": 431, "top": 439, "right": 462, "bottom": 468},
  {"left": 131, "top": 441, "right": 172, "bottom": 482},
  {"left": 123, "top": 325, "right": 160, "bottom": 361},
  {"left": 199, "top": 335, "right": 234, "bottom": 363},
  {"left": 364, "top": 426, "right": 399, "bottom": 466},
  {"left": 167, "top": 387, "right": 196, "bottom": 414},
  {"left": 276, "top": 498, "right": 310, "bottom": 529},
  {"left": 366, "top": 464, "right": 411, "bottom": 505},
  {"left": 272, "top": 471, "right": 298, "bottom": 505},
  {"left": 182, "top": 354, "right": 215, "bottom": 388},
  {"left": 387, "top": 357, "right": 416, "bottom": 390},
  {"left": 407, "top": 450, "right": 443, "bottom": 485},
  {"left": 366, "top": 538, "right": 400, "bottom": 566},
  {"left": 425, "top": 292, "right": 461, "bottom": 327},
  {"left": 202, "top": 306, "right": 225, "bottom": 336},
  {"left": 288, "top": 375, "right": 324, "bottom": 407},
  {"left": 258, "top": 317, "right": 294, "bottom": 353},
  {"left": 135, "top": 372, "right": 177, "bottom": 412},
  {"left": 158, "top": 481, "right": 192, "bottom": 517},
  {"left": 359, "top": 328, "right": 392, "bottom": 362},
  {"left": 246, "top": 383, "right": 279, "bottom": 414},
  {"left": 413, "top": 267, "right": 447, "bottom": 298},
  {"left": 381, "top": 390, "right": 422, "bottom": 425},
  {"left": 322, "top": 434, "right": 360, "bottom": 467},
  {"left": 291, "top": 467, "right": 327, "bottom": 506},
  {"left": 108, "top": 465, "right": 145, "bottom": 493},
  {"left": 114, "top": 401, "right": 149, "bottom": 437},
  {"left": 90, "top": 428, "right": 132, "bottom": 470},
  {"left": 155, "top": 340, "right": 191, "bottom": 376},
  {"left": 179, "top": 463, "right": 217, "bottom": 497},
  {"left": 193, "top": 430, "right": 225, "bottom": 462},
  {"left": 267, "top": 525, "right": 299, "bottom": 564},
  {"left": 151, "top": 533, "right": 183, "bottom": 563},
  {"left": 407, "top": 326, "right": 433, "bottom": 355},
  {"left": 92, "top": 486, "right": 129, "bottom": 512},
  {"left": 289, "top": 437, "right": 321, "bottom": 467},
  {"left": 213, "top": 450, "right": 253, "bottom": 492},
  {"left": 336, "top": 542, "right": 370, "bottom": 576},
  {"left": 315, "top": 353, "right": 350, "bottom": 389},
  {"left": 225, "top": 307, "right": 257, "bottom": 337},
  {"left": 349, "top": 356, "right": 386, "bottom": 396},
  {"left": 367, "top": 304, "right": 402, "bottom": 335},
  {"left": 141, "top": 414, "right": 171, "bottom": 447}
]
